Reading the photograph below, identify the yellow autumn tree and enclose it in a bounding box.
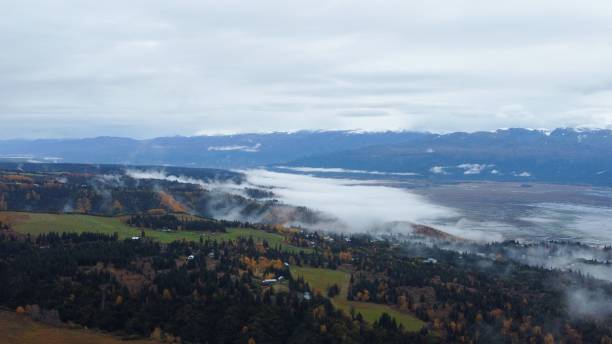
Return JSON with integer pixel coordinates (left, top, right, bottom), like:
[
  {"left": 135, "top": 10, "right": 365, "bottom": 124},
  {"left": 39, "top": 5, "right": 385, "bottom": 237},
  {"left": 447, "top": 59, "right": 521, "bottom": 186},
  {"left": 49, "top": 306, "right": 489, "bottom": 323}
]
[
  {"left": 75, "top": 197, "right": 92, "bottom": 213},
  {"left": 150, "top": 327, "right": 162, "bottom": 340},
  {"left": 339, "top": 251, "right": 352, "bottom": 262},
  {"left": 158, "top": 191, "right": 186, "bottom": 213},
  {"left": 313, "top": 305, "right": 326, "bottom": 320},
  {"left": 398, "top": 295, "right": 407, "bottom": 309},
  {"left": 162, "top": 288, "right": 173, "bottom": 300},
  {"left": 544, "top": 333, "right": 555, "bottom": 344},
  {"left": 112, "top": 200, "right": 123, "bottom": 213},
  {"left": 0, "top": 194, "right": 6, "bottom": 211}
]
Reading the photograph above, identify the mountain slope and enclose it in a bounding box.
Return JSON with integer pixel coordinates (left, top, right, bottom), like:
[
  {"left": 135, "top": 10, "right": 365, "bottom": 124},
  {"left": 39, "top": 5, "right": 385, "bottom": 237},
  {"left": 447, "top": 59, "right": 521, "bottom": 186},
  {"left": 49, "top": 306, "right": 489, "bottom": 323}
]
[{"left": 286, "top": 128, "right": 612, "bottom": 185}]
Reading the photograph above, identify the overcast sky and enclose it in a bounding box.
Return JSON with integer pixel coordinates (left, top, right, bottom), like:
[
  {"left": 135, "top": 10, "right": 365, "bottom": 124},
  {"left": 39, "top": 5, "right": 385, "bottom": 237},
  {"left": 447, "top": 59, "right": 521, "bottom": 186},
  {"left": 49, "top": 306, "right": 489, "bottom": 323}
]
[{"left": 2, "top": 1, "right": 612, "bottom": 138}]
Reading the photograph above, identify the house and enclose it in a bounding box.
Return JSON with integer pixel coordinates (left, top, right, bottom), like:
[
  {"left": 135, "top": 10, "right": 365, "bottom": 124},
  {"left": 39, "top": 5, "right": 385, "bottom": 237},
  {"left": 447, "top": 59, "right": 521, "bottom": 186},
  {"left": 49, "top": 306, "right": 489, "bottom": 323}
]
[
  {"left": 284, "top": 262, "right": 290, "bottom": 267},
  {"left": 131, "top": 236, "right": 141, "bottom": 240},
  {"left": 187, "top": 255, "right": 195, "bottom": 260},
  {"left": 424, "top": 258, "right": 438, "bottom": 264},
  {"left": 262, "top": 278, "right": 277, "bottom": 285},
  {"left": 278, "top": 276, "right": 284, "bottom": 281},
  {"left": 303, "top": 292, "right": 311, "bottom": 301}
]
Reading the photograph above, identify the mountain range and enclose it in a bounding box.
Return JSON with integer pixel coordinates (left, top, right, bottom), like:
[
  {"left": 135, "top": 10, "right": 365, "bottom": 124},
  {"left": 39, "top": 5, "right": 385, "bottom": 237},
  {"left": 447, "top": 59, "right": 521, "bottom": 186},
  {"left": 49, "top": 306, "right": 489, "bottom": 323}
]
[{"left": 1, "top": 128, "right": 611, "bottom": 185}]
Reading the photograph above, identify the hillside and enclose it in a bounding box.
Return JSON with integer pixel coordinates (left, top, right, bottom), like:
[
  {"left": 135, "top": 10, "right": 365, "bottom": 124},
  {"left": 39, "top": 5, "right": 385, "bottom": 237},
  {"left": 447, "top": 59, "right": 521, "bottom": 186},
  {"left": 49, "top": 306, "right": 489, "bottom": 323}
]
[{"left": 0, "top": 311, "right": 154, "bottom": 344}]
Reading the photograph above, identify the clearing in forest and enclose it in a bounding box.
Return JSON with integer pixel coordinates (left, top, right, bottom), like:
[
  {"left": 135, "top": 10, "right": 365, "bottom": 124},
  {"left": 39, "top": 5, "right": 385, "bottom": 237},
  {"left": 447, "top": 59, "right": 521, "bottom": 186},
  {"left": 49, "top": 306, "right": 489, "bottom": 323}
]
[{"left": 291, "top": 265, "right": 426, "bottom": 332}]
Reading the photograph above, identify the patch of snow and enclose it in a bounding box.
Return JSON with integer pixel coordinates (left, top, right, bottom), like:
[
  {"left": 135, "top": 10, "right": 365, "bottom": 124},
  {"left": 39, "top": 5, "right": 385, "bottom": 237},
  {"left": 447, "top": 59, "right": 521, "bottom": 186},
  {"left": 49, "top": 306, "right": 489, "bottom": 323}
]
[
  {"left": 208, "top": 143, "right": 261, "bottom": 152},
  {"left": 276, "top": 166, "right": 419, "bottom": 176},
  {"left": 457, "top": 163, "right": 493, "bottom": 175},
  {"left": 430, "top": 166, "right": 447, "bottom": 174}
]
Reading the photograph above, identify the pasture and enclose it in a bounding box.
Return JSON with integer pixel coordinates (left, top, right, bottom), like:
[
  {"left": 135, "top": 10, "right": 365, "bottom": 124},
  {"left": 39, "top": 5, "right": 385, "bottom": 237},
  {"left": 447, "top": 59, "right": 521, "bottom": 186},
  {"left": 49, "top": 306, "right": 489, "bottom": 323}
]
[
  {"left": 0, "top": 211, "right": 310, "bottom": 252},
  {"left": 291, "top": 266, "right": 426, "bottom": 332}
]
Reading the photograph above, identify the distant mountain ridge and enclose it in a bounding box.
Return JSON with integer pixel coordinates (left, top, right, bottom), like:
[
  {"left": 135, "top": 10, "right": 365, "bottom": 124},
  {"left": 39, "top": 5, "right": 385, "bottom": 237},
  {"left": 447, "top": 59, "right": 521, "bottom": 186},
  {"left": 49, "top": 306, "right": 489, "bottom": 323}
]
[
  {"left": 0, "top": 131, "right": 429, "bottom": 168},
  {"left": 1, "top": 128, "right": 611, "bottom": 185},
  {"left": 287, "top": 128, "right": 612, "bottom": 186}
]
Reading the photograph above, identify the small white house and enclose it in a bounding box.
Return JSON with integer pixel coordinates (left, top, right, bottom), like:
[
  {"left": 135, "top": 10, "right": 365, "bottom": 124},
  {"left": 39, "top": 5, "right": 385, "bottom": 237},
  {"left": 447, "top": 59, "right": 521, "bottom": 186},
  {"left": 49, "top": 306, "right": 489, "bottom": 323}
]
[
  {"left": 187, "top": 255, "right": 195, "bottom": 260},
  {"left": 424, "top": 258, "right": 438, "bottom": 264},
  {"left": 262, "top": 279, "right": 277, "bottom": 285},
  {"left": 303, "top": 292, "right": 311, "bottom": 301},
  {"left": 131, "top": 236, "right": 141, "bottom": 240}
]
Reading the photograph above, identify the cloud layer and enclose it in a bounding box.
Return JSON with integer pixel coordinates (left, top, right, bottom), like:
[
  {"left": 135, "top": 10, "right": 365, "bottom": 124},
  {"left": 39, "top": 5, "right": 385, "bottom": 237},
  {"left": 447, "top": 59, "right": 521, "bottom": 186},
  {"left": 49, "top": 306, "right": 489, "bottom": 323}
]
[
  {"left": 243, "top": 169, "right": 459, "bottom": 233},
  {"left": 3, "top": 1, "right": 612, "bottom": 138}
]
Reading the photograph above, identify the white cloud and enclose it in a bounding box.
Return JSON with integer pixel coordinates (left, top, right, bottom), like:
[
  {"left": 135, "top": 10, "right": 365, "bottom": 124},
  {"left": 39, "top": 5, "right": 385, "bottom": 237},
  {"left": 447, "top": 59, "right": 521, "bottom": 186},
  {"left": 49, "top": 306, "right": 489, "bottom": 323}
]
[
  {"left": 2, "top": 1, "right": 612, "bottom": 138},
  {"left": 242, "top": 169, "right": 457, "bottom": 233},
  {"left": 457, "top": 163, "right": 493, "bottom": 175}
]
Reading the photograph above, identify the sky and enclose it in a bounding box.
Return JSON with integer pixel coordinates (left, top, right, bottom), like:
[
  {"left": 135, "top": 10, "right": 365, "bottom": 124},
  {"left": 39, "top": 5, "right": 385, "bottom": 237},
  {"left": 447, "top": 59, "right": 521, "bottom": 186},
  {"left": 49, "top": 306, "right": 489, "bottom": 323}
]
[{"left": 2, "top": 0, "right": 612, "bottom": 138}]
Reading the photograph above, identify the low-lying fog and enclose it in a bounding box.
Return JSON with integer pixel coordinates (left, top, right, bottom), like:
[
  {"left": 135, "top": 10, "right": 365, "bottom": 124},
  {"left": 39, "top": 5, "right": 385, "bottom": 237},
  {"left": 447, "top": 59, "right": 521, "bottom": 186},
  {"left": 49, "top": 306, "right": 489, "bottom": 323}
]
[
  {"left": 128, "top": 167, "right": 612, "bottom": 245},
  {"left": 126, "top": 168, "right": 612, "bottom": 280},
  {"left": 412, "top": 182, "right": 612, "bottom": 246},
  {"left": 244, "top": 169, "right": 457, "bottom": 230},
  {"left": 242, "top": 170, "right": 612, "bottom": 245},
  {"left": 243, "top": 170, "right": 612, "bottom": 281}
]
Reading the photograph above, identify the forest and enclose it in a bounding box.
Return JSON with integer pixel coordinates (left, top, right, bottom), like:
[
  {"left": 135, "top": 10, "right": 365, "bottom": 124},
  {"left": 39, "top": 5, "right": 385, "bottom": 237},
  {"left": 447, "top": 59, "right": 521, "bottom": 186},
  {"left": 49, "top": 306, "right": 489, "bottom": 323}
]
[{"left": 1, "top": 164, "right": 612, "bottom": 343}]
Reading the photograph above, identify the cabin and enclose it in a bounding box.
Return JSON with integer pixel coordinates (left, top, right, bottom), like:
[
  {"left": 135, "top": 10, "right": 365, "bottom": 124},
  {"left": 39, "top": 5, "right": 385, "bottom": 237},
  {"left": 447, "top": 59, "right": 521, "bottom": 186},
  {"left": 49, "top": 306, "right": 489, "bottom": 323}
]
[{"left": 262, "top": 278, "right": 277, "bottom": 285}]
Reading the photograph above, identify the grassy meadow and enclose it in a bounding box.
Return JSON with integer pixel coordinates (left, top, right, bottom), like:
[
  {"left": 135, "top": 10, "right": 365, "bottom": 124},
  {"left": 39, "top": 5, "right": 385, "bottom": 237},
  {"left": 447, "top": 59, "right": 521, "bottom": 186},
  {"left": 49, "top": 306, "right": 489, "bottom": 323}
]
[
  {"left": 0, "top": 311, "right": 153, "bottom": 344},
  {"left": 0, "top": 211, "right": 310, "bottom": 253},
  {"left": 291, "top": 266, "right": 426, "bottom": 332}
]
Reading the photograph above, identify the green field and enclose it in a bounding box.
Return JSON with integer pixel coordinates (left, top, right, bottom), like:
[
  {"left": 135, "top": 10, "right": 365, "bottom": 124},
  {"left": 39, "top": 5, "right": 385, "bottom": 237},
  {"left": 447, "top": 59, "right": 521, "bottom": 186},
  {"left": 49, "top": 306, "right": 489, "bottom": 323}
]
[
  {"left": 6, "top": 212, "right": 139, "bottom": 238},
  {"left": 212, "top": 227, "right": 312, "bottom": 253},
  {"left": 291, "top": 266, "right": 426, "bottom": 332},
  {"left": 0, "top": 311, "right": 153, "bottom": 344},
  {"left": 1, "top": 212, "right": 310, "bottom": 252}
]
